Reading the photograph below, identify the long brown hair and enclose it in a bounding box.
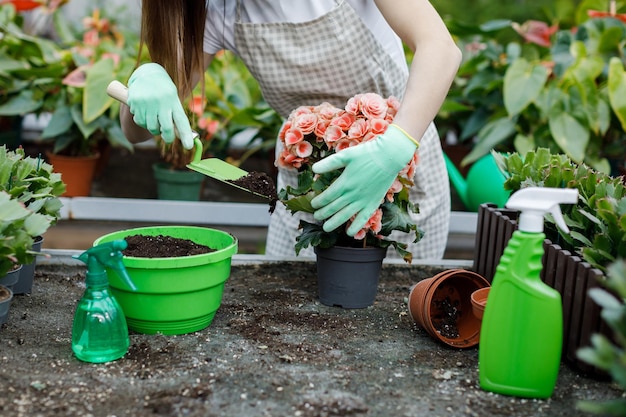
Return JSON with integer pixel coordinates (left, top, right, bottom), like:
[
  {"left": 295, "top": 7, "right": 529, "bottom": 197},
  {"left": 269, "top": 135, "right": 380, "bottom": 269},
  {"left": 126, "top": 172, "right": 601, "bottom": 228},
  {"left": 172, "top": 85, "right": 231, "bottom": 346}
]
[{"left": 139, "top": 0, "right": 207, "bottom": 100}]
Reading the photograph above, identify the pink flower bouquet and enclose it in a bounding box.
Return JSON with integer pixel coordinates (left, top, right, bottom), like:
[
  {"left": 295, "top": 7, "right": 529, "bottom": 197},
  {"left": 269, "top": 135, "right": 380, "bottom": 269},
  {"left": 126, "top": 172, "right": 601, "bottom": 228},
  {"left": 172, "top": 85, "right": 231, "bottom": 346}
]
[{"left": 277, "top": 93, "right": 422, "bottom": 263}]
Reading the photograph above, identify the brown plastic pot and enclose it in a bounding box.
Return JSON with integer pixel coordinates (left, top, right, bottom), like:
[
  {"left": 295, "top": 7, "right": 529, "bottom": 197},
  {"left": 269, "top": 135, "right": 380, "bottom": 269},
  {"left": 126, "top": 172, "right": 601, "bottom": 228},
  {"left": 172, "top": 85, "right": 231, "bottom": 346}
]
[
  {"left": 408, "top": 269, "right": 490, "bottom": 348},
  {"left": 471, "top": 287, "right": 490, "bottom": 320}
]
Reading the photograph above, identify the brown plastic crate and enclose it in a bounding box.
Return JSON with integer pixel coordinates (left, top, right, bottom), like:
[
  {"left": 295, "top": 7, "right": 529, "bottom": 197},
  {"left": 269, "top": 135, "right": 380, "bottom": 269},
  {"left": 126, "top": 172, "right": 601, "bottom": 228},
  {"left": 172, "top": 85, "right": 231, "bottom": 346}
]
[{"left": 472, "top": 204, "right": 610, "bottom": 376}]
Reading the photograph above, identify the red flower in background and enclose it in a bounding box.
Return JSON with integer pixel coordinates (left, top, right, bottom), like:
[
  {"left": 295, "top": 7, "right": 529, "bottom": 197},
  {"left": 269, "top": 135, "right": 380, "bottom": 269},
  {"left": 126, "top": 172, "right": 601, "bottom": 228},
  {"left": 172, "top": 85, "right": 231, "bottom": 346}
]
[
  {"left": 587, "top": 9, "right": 626, "bottom": 24},
  {"left": 511, "top": 20, "right": 559, "bottom": 48},
  {"left": 1, "top": 0, "right": 41, "bottom": 11}
]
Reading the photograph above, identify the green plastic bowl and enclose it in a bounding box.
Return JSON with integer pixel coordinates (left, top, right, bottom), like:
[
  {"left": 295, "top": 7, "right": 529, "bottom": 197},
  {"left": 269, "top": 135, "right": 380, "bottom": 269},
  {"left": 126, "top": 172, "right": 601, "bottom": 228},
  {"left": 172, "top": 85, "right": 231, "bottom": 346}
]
[{"left": 93, "top": 226, "right": 238, "bottom": 335}]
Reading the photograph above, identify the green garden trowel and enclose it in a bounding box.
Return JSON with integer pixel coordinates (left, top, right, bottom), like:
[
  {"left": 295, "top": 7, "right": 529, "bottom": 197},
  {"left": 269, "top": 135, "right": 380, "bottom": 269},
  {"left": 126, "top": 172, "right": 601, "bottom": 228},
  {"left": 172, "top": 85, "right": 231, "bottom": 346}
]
[{"left": 106, "top": 80, "right": 271, "bottom": 199}]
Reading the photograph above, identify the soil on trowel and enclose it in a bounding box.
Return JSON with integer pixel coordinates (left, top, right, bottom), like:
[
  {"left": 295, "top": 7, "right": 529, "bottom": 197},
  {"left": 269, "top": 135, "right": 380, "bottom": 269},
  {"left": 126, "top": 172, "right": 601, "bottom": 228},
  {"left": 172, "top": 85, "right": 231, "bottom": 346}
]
[
  {"left": 229, "top": 171, "right": 278, "bottom": 213},
  {"left": 122, "top": 234, "right": 215, "bottom": 258}
]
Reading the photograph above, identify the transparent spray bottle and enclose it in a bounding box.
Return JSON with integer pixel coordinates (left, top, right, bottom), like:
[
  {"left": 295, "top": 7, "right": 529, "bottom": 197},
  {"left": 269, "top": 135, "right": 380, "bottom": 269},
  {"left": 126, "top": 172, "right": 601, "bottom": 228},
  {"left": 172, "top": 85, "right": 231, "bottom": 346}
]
[
  {"left": 71, "top": 240, "right": 136, "bottom": 363},
  {"left": 478, "top": 187, "right": 578, "bottom": 398}
]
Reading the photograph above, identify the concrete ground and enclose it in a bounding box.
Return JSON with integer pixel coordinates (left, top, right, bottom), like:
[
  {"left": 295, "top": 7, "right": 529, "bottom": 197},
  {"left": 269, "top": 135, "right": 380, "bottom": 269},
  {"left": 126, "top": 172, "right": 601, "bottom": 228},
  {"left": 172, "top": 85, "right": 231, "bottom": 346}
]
[{"left": 0, "top": 255, "right": 621, "bottom": 417}]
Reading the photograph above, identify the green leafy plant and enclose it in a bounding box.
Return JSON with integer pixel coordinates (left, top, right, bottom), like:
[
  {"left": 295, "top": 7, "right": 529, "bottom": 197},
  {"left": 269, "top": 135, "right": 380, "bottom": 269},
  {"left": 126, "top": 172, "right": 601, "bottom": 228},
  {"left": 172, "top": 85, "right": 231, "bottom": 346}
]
[
  {"left": 495, "top": 147, "right": 626, "bottom": 272},
  {"left": 36, "top": 7, "right": 136, "bottom": 156},
  {"left": 0, "top": 3, "right": 69, "bottom": 116},
  {"left": 0, "top": 189, "right": 51, "bottom": 277},
  {"left": 440, "top": 2, "right": 626, "bottom": 174},
  {"left": 576, "top": 258, "right": 626, "bottom": 417},
  {"left": 0, "top": 145, "right": 65, "bottom": 224}
]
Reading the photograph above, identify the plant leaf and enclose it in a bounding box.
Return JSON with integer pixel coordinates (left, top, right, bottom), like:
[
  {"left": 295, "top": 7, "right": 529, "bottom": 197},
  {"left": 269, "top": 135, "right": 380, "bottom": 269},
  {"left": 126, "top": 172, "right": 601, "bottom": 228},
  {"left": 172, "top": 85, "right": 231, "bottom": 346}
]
[
  {"left": 549, "top": 112, "right": 589, "bottom": 162},
  {"left": 504, "top": 58, "right": 549, "bottom": 116},
  {"left": 608, "top": 57, "right": 626, "bottom": 131}
]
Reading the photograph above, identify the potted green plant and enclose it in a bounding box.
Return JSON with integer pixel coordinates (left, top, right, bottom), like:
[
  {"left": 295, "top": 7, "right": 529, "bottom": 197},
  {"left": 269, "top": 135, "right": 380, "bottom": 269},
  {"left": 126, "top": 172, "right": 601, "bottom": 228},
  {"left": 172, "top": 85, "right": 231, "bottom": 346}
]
[
  {"left": 0, "top": 3, "right": 69, "bottom": 136},
  {"left": 439, "top": 3, "right": 626, "bottom": 176},
  {"left": 0, "top": 188, "right": 54, "bottom": 325},
  {"left": 277, "top": 93, "right": 422, "bottom": 308},
  {"left": 33, "top": 7, "right": 136, "bottom": 196},
  {"left": 576, "top": 258, "right": 626, "bottom": 415},
  {"left": 0, "top": 145, "right": 65, "bottom": 293}
]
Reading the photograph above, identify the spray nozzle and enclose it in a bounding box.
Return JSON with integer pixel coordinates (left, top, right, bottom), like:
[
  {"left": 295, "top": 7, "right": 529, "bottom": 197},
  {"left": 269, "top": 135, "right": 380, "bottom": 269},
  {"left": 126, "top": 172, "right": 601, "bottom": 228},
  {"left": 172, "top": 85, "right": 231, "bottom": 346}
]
[
  {"left": 74, "top": 240, "right": 137, "bottom": 291},
  {"left": 505, "top": 187, "right": 578, "bottom": 233}
]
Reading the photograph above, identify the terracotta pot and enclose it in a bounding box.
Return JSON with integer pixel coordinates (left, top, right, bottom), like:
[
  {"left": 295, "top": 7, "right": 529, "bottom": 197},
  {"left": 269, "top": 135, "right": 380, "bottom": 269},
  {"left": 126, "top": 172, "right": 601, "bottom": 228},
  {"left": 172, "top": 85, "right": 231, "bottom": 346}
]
[
  {"left": 47, "top": 152, "right": 100, "bottom": 197},
  {"left": 408, "top": 269, "right": 490, "bottom": 348},
  {"left": 471, "top": 287, "right": 490, "bottom": 320}
]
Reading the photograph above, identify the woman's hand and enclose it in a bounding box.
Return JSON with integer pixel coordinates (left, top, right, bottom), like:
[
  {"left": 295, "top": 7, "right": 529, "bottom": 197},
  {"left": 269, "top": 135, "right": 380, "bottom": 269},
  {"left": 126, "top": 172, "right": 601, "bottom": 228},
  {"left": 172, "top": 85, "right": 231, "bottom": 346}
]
[
  {"left": 310, "top": 124, "right": 418, "bottom": 236},
  {"left": 127, "top": 63, "right": 195, "bottom": 149}
]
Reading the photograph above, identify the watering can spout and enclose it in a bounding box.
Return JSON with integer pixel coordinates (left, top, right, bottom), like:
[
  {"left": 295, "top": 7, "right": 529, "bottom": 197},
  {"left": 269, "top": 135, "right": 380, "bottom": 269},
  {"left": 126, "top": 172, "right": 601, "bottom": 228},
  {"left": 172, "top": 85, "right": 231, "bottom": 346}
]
[{"left": 442, "top": 151, "right": 510, "bottom": 212}]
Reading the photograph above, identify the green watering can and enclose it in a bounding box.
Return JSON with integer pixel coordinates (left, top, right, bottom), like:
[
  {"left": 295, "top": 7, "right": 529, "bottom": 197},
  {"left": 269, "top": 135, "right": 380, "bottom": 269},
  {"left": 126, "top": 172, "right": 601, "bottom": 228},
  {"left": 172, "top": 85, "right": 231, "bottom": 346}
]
[{"left": 443, "top": 152, "right": 510, "bottom": 212}]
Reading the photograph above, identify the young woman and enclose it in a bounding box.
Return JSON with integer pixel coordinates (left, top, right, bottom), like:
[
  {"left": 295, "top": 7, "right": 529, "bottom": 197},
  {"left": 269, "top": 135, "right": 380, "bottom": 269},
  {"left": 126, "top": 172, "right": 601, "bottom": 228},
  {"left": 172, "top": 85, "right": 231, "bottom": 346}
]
[{"left": 119, "top": 0, "right": 462, "bottom": 259}]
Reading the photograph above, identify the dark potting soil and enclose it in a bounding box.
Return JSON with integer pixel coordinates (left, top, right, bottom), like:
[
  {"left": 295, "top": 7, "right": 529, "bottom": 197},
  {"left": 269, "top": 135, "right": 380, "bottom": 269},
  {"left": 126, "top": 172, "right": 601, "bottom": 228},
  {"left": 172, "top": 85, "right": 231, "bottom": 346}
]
[
  {"left": 228, "top": 171, "right": 278, "bottom": 213},
  {"left": 122, "top": 234, "right": 215, "bottom": 258},
  {"left": 433, "top": 296, "right": 460, "bottom": 339}
]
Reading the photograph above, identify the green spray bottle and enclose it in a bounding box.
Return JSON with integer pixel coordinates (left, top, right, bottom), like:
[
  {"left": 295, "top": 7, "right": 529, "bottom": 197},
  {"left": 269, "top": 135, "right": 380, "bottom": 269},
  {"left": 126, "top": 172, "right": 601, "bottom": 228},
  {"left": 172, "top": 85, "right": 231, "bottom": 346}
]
[
  {"left": 71, "top": 240, "right": 136, "bottom": 363},
  {"left": 478, "top": 187, "right": 578, "bottom": 398}
]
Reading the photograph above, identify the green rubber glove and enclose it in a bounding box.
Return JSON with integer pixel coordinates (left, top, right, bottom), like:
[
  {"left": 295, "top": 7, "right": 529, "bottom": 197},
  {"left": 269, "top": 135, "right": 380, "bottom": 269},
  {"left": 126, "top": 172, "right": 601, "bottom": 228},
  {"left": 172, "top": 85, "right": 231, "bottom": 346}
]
[
  {"left": 127, "top": 63, "right": 194, "bottom": 149},
  {"left": 311, "top": 124, "right": 418, "bottom": 236}
]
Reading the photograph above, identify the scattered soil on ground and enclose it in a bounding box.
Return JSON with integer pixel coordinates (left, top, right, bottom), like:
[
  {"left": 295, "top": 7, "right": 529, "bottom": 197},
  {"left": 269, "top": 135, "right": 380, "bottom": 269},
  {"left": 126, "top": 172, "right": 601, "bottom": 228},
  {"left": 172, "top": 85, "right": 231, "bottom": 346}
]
[
  {"left": 229, "top": 171, "right": 278, "bottom": 213},
  {"left": 0, "top": 261, "right": 620, "bottom": 417},
  {"left": 123, "top": 235, "right": 215, "bottom": 258}
]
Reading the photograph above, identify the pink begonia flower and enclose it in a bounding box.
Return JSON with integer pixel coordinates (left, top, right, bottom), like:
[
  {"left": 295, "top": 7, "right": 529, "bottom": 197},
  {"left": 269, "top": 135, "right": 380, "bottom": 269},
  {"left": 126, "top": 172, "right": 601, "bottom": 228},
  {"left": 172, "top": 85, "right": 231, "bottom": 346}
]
[
  {"left": 399, "top": 152, "right": 420, "bottom": 181},
  {"left": 284, "top": 128, "right": 304, "bottom": 146},
  {"left": 386, "top": 96, "right": 401, "bottom": 118},
  {"left": 295, "top": 141, "right": 313, "bottom": 158},
  {"left": 278, "top": 120, "right": 292, "bottom": 141},
  {"left": 352, "top": 209, "right": 383, "bottom": 240},
  {"left": 370, "top": 118, "right": 388, "bottom": 135},
  {"left": 289, "top": 106, "right": 313, "bottom": 119},
  {"left": 314, "top": 119, "right": 330, "bottom": 138},
  {"left": 316, "top": 102, "right": 341, "bottom": 120},
  {"left": 511, "top": 20, "right": 559, "bottom": 48},
  {"left": 334, "top": 138, "right": 359, "bottom": 152},
  {"left": 362, "top": 131, "right": 377, "bottom": 142},
  {"left": 277, "top": 150, "right": 304, "bottom": 169},
  {"left": 330, "top": 112, "right": 356, "bottom": 131},
  {"left": 347, "top": 118, "right": 370, "bottom": 140},
  {"left": 359, "top": 93, "right": 388, "bottom": 119},
  {"left": 386, "top": 178, "right": 403, "bottom": 202},
  {"left": 345, "top": 94, "right": 362, "bottom": 115},
  {"left": 293, "top": 113, "right": 318, "bottom": 135},
  {"left": 324, "top": 125, "right": 346, "bottom": 147}
]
